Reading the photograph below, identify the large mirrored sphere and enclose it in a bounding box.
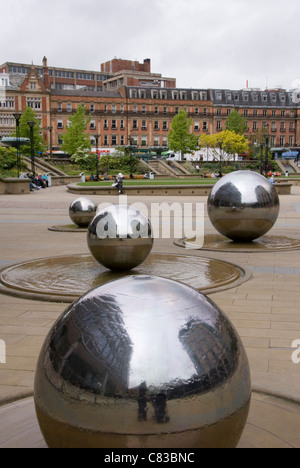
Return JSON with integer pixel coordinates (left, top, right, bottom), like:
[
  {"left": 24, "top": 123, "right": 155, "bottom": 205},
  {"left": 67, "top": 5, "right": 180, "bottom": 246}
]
[
  {"left": 69, "top": 197, "right": 97, "bottom": 227},
  {"left": 208, "top": 171, "right": 280, "bottom": 242},
  {"left": 34, "top": 275, "right": 251, "bottom": 448},
  {"left": 87, "top": 204, "right": 153, "bottom": 271}
]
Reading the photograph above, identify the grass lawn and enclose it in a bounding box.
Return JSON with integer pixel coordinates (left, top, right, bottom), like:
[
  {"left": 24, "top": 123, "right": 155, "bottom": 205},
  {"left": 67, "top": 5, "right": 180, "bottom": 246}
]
[{"left": 78, "top": 178, "right": 217, "bottom": 187}]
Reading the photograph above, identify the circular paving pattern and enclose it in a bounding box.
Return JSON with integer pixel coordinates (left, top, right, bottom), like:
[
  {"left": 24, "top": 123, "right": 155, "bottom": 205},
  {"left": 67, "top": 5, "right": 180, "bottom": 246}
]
[
  {"left": 176, "top": 234, "right": 300, "bottom": 253},
  {"left": 0, "top": 253, "right": 250, "bottom": 302}
]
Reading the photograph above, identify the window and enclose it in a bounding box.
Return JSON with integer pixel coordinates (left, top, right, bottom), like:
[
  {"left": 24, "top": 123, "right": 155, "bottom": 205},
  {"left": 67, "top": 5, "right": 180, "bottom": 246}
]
[
  {"left": 120, "top": 105, "right": 124, "bottom": 114},
  {"left": 253, "top": 122, "right": 257, "bottom": 131},
  {"left": 160, "top": 91, "right": 167, "bottom": 100},
  {"left": 272, "top": 110, "right": 276, "bottom": 117},
  {"left": 132, "top": 120, "right": 138, "bottom": 130},
  {"left": 203, "top": 122, "right": 208, "bottom": 131},
  {"left": 152, "top": 90, "right": 158, "bottom": 99},
  {"left": 141, "top": 136, "right": 147, "bottom": 147},
  {"left": 90, "top": 120, "right": 96, "bottom": 130},
  {"left": 280, "top": 135, "right": 285, "bottom": 146},
  {"left": 112, "top": 105, "right": 116, "bottom": 114},
  {"left": 153, "top": 137, "right": 160, "bottom": 147},
  {"left": 0, "top": 97, "right": 14, "bottom": 108},
  {"left": 175, "top": 107, "right": 179, "bottom": 115},
  {"left": 163, "top": 107, "right": 167, "bottom": 115},
  {"left": 217, "top": 109, "right": 222, "bottom": 116},
  {"left": 57, "top": 103, "right": 62, "bottom": 112},
  {"left": 111, "top": 120, "right": 117, "bottom": 130},
  {"left": 57, "top": 119, "right": 63, "bottom": 129},
  {"left": 56, "top": 70, "right": 74, "bottom": 78},
  {"left": 142, "top": 120, "right": 147, "bottom": 130},
  {"left": 180, "top": 91, "right": 187, "bottom": 100},
  {"left": 104, "top": 120, "right": 108, "bottom": 130},
  {"left": 111, "top": 135, "right": 117, "bottom": 146},
  {"left": 280, "top": 122, "right": 285, "bottom": 131},
  {"left": 104, "top": 135, "right": 108, "bottom": 146},
  {"left": 104, "top": 105, "right": 107, "bottom": 113},
  {"left": 139, "top": 90, "right": 146, "bottom": 99},
  {"left": 172, "top": 91, "right": 178, "bottom": 100},
  {"left": 200, "top": 91, "right": 207, "bottom": 101},
  {"left": 67, "top": 103, "right": 72, "bottom": 112},
  {"left": 289, "top": 135, "right": 294, "bottom": 146},
  {"left": 203, "top": 108, "right": 207, "bottom": 116},
  {"left": 120, "top": 136, "right": 125, "bottom": 145},
  {"left": 216, "top": 92, "right": 222, "bottom": 100},
  {"left": 281, "top": 110, "right": 285, "bottom": 117},
  {"left": 142, "top": 106, "right": 146, "bottom": 114},
  {"left": 194, "top": 122, "right": 200, "bottom": 131},
  {"left": 271, "top": 122, "right": 276, "bottom": 132},
  {"left": 155, "top": 107, "right": 159, "bottom": 115},
  {"left": 226, "top": 92, "right": 232, "bottom": 101},
  {"left": 27, "top": 97, "right": 41, "bottom": 109},
  {"left": 253, "top": 110, "right": 258, "bottom": 117},
  {"left": 244, "top": 110, "right": 248, "bottom": 117},
  {"left": 133, "top": 106, "right": 137, "bottom": 113},
  {"left": 130, "top": 90, "right": 137, "bottom": 98},
  {"left": 195, "top": 108, "right": 199, "bottom": 115},
  {"left": 120, "top": 120, "right": 125, "bottom": 130},
  {"left": 217, "top": 120, "right": 222, "bottom": 131},
  {"left": 90, "top": 104, "right": 95, "bottom": 113},
  {"left": 262, "top": 94, "right": 268, "bottom": 102},
  {"left": 192, "top": 91, "right": 198, "bottom": 100},
  {"left": 30, "top": 82, "right": 37, "bottom": 90},
  {"left": 163, "top": 121, "right": 168, "bottom": 131},
  {"left": 154, "top": 121, "right": 159, "bottom": 130}
]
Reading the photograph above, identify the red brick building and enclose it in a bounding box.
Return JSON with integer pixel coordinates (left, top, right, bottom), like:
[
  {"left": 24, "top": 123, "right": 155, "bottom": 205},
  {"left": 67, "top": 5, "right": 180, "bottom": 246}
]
[{"left": 0, "top": 57, "right": 300, "bottom": 153}]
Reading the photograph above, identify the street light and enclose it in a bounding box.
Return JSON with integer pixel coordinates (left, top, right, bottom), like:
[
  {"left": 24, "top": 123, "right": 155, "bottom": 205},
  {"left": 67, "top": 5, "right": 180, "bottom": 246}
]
[
  {"left": 48, "top": 126, "right": 53, "bottom": 158},
  {"left": 94, "top": 134, "right": 100, "bottom": 180},
  {"left": 27, "top": 121, "right": 36, "bottom": 174},
  {"left": 13, "top": 113, "right": 22, "bottom": 177}
]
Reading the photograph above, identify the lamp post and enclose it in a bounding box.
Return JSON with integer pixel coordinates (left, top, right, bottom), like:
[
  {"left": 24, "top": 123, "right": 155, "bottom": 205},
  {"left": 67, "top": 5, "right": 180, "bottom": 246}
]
[
  {"left": 94, "top": 134, "right": 100, "bottom": 180},
  {"left": 13, "top": 113, "right": 22, "bottom": 177},
  {"left": 27, "top": 121, "right": 36, "bottom": 174},
  {"left": 128, "top": 135, "right": 135, "bottom": 179},
  {"left": 263, "top": 124, "right": 270, "bottom": 176},
  {"left": 48, "top": 126, "right": 53, "bottom": 159}
]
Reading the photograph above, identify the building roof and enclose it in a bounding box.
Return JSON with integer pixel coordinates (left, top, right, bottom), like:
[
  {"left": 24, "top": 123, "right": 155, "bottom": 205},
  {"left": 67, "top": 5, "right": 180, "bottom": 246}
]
[
  {"left": 210, "top": 89, "right": 297, "bottom": 108},
  {"left": 50, "top": 89, "right": 122, "bottom": 99}
]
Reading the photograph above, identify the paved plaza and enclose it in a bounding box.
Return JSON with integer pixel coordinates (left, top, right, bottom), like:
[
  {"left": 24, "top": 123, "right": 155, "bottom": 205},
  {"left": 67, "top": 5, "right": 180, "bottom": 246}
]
[{"left": 0, "top": 185, "right": 300, "bottom": 448}]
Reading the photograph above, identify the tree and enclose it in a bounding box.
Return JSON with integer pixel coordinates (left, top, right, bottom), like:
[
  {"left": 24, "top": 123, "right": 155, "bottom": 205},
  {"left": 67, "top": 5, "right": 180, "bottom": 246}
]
[
  {"left": 199, "top": 130, "right": 249, "bottom": 172},
  {"left": 226, "top": 110, "right": 248, "bottom": 135},
  {"left": 18, "top": 107, "right": 46, "bottom": 156},
  {"left": 168, "top": 110, "right": 198, "bottom": 157},
  {"left": 61, "top": 104, "right": 91, "bottom": 156}
]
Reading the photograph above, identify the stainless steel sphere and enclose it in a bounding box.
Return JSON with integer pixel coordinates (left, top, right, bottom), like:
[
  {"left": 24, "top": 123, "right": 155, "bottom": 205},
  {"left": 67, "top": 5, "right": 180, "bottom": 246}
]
[
  {"left": 87, "top": 204, "right": 153, "bottom": 271},
  {"left": 69, "top": 197, "right": 97, "bottom": 227},
  {"left": 208, "top": 171, "right": 280, "bottom": 242},
  {"left": 34, "top": 275, "right": 251, "bottom": 448}
]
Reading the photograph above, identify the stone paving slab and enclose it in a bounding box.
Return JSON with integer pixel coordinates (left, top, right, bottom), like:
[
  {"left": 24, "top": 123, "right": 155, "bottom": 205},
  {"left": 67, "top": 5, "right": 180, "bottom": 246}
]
[{"left": 0, "top": 185, "right": 300, "bottom": 447}]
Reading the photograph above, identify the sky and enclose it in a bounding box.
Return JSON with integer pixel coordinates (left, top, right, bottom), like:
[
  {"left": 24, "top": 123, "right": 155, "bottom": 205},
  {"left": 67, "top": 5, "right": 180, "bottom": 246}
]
[{"left": 1, "top": 0, "right": 300, "bottom": 91}]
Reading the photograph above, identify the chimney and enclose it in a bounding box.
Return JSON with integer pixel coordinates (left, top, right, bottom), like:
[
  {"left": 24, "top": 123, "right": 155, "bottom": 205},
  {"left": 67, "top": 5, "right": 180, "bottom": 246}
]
[{"left": 42, "top": 56, "right": 50, "bottom": 89}]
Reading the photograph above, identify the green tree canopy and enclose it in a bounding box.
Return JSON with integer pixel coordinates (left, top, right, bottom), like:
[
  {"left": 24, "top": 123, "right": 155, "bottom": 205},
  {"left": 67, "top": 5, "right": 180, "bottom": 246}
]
[
  {"left": 199, "top": 130, "right": 249, "bottom": 160},
  {"left": 168, "top": 109, "right": 198, "bottom": 155},
  {"left": 61, "top": 104, "right": 91, "bottom": 156},
  {"left": 226, "top": 110, "right": 248, "bottom": 135},
  {"left": 18, "top": 107, "right": 46, "bottom": 156}
]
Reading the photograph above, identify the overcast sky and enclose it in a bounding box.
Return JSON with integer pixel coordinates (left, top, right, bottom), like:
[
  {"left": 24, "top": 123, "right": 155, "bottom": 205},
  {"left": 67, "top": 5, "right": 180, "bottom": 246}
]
[{"left": 1, "top": 0, "right": 300, "bottom": 91}]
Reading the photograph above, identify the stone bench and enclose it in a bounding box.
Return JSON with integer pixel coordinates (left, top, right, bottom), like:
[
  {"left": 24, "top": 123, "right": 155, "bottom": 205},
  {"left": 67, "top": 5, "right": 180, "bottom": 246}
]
[{"left": 0, "top": 177, "right": 31, "bottom": 195}]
